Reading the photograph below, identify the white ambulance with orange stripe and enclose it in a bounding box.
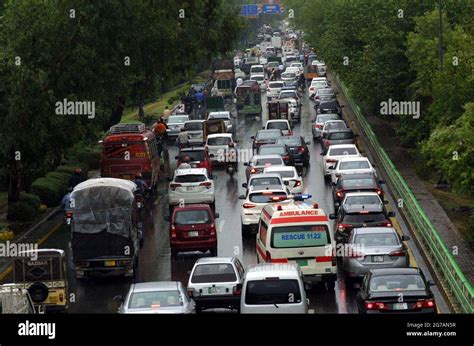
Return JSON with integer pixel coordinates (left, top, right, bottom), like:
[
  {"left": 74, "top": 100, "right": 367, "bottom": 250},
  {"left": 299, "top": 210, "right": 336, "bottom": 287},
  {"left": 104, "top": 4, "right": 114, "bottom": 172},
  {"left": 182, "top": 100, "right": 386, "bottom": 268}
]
[{"left": 256, "top": 200, "right": 337, "bottom": 290}]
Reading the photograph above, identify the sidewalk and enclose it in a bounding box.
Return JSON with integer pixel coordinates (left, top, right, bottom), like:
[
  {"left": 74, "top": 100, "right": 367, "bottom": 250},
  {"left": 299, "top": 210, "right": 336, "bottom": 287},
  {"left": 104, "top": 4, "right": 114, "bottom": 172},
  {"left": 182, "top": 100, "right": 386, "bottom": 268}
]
[{"left": 328, "top": 72, "right": 474, "bottom": 286}]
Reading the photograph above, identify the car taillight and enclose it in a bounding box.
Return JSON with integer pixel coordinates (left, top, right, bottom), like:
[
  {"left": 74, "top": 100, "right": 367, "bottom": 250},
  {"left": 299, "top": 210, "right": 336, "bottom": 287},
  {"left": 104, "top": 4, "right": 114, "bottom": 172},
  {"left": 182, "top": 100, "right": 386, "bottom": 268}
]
[
  {"left": 288, "top": 130, "right": 292, "bottom": 136},
  {"left": 416, "top": 299, "right": 436, "bottom": 309},
  {"left": 170, "top": 225, "right": 177, "bottom": 239},
  {"left": 282, "top": 155, "right": 289, "bottom": 161},
  {"left": 375, "top": 188, "right": 383, "bottom": 196},
  {"left": 338, "top": 223, "right": 350, "bottom": 231},
  {"left": 170, "top": 183, "right": 181, "bottom": 191},
  {"left": 200, "top": 182, "right": 212, "bottom": 189},
  {"left": 294, "top": 180, "right": 302, "bottom": 187},
  {"left": 298, "top": 146, "right": 305, "bottom": 153},
  {"left": 380, "top": 221, "right": 392, "bottom": 227},
  {"left": 335, "top": 189, "right": 345, "bottom": 198},
  {"left": 243, "top": 203, "right": 257, "bottom": 209},
  {"left": 365, "top": 301, "right": 388, "bottom": 310},
  {"left": 250, "top": 168, "right": 257, "bottom": 173},
  {"left": 233, "top": 285, "right": 241, "bottom": 297},
  {"left": 326, "top": 159, "right": 337, "bottom": 163},
  {"left": 389, "top": 250, "right": 406, "bottom": 257},
  {"left": 65, "top": 212, "right": 72, "bottom": 218},
  {"left": 210, "top": 223, "right": 216, "bottom": 236},
  {"left": 187, "top": 289, "right": 194, "bottom": 297}
]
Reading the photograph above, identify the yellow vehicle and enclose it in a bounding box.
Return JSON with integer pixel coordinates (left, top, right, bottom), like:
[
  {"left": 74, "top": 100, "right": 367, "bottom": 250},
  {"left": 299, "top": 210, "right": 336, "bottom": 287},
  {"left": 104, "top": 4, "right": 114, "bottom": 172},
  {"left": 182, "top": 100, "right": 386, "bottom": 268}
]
[{"left": 13, "top": 249, "right": 68, "bottom": 313}]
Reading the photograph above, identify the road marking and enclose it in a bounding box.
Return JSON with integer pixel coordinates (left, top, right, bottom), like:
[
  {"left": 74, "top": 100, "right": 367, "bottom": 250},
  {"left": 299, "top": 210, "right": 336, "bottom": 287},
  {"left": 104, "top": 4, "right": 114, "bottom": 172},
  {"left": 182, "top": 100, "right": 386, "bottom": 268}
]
[{"left": 0, "top": 220, "right": 63, "bottom": 281}]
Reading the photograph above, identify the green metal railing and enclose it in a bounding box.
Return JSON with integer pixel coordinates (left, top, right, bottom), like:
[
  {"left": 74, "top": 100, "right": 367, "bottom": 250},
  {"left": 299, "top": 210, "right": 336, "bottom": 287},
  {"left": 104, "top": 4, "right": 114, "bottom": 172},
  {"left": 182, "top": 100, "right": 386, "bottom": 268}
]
[{"left": 334, "top": 73, "right": 474, "bottom": 313}]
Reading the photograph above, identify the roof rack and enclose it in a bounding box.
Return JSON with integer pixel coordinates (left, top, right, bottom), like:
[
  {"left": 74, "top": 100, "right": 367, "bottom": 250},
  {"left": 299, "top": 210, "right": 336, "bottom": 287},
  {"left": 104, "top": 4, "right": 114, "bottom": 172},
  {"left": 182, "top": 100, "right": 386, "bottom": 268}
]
[{"left": 109, "top": 123, "right": 145, "bottom": 134}]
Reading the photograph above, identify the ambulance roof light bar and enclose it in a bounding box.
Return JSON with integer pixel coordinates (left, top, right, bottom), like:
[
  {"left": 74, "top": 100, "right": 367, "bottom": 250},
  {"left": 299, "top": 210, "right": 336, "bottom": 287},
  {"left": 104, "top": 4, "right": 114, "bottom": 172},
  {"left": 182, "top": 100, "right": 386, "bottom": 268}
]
[{"left": 291, "top": 194, "right": 312, "bottom": 201}]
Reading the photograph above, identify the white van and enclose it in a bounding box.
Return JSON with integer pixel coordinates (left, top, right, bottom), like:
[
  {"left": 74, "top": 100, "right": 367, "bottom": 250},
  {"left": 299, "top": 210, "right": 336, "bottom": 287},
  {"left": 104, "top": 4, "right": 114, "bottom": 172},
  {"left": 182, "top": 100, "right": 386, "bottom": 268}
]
[
  {"left": 256, "top": 200, "right": 337, "bottom": 289},
  {"left": 240, "top": 263, "right": 308, "bottom": 314}
]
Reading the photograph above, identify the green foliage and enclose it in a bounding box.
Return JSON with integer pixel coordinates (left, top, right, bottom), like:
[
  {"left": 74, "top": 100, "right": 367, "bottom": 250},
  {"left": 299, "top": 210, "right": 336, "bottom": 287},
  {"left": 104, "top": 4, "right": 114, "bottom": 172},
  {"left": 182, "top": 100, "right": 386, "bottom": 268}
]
[
  {"left": 31, "top": 176, "right": 68, "bottom": 207},
  {"left": 7, "top": 192, "right": 41, "bottom": 221}
]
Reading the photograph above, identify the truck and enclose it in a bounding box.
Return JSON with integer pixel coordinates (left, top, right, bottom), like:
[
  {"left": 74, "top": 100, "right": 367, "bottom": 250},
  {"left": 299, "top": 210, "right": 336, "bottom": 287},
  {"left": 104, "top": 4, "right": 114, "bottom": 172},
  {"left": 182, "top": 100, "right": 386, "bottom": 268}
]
[
  {"left": 71, "top": 178, "right": 141, "bottom": 279},
  {"left": 267, "top": 99, "right": 292, "bottom": 125},
  {"left": 211, "top": 59, "right": 235, "bottom": 99},
  {"left": 206, "top": 96, "right": 225, "bottom": 116},
  {"left": 271, "top": 36, "right": 282, "bottom": 51}
]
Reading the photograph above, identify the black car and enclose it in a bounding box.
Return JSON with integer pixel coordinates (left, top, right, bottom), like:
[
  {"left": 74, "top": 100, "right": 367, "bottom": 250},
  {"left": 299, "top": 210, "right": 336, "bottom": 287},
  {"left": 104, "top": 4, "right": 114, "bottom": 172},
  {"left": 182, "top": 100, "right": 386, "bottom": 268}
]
[
  {"left": 330, "top": 203, "right": 395, "bottom": 242},
  {"left": 251, "top": 129, "right": 283, "bottom": 151},
  {"left": 333, "top": 173, "right": 386, "bottom": 209},
  {"left": 275, "top": 136, "right": 310, "bottom": 167},
  {"left": 357, "top": 268, "right": 437, "bottom": 314},
  {"left": 317, "top": 100, "right": 343, "bottom": 117},
  {"left": 257, "top": 144, "right": 295, "bottom": 166}
]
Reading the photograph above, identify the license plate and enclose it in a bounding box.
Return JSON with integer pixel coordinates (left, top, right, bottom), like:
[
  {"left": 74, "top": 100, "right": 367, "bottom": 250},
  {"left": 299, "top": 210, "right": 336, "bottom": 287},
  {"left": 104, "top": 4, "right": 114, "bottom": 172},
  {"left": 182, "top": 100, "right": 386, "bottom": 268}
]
[
  {"left": 104, "top": 260, "right": 116, "bottom": 267},
  {"left": 393, "top": 303, "right": 408, "bottom": 310},
  {"left": 296, "top": 259, "right": 308, "bottom": 267},
  {"left": 208, "top": 287, "right": 220, "bottom": 294},
  {"left": 372, "top": 255, "right": 384, "bottom": 262},
  {"left": 186, "top": 186, "right": 196, "bottom": 191},
  {"left": 188, "top": 231, "right": 199, "bottom": 237}
]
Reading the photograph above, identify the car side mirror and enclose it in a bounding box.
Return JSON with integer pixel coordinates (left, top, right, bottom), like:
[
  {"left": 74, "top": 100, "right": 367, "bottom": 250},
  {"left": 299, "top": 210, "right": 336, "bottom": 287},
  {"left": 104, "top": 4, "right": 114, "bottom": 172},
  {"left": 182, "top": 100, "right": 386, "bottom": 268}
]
[
  {"left": 113, "top": 295, "right": 123, "bottom": 304},
  {"left": 354, "top": 134, "right": 359, "bottom": 137},
  {"left": 383, "top": 200, "right": 389, "bottom": 205},
  {"left": 242, "top": 183, "right": 248, "bottom": 188},
  {"left": 236, "top": 283, "right": 243, "bottom": 291},
  {"left": 305, "top": 141, "right": 310, "bottom": 145},
  {"left": 214, "top": 213, "right": 220, "bottom": 219},
  {"left": 164, "top": 215, "right": 170, "bottom": 222},
  {"left": 334, "top": 202, "right": 340, "bottom": 208},
  {"left": 211, "top": 175, "right": 217, "bottom": 180},
  {"left": 331, "top": 182, "right": 337, "bottom": 186},
  {"left": 388, "top": 211, "right": 396, "bottom": 217},
  {"left": 329, "top": 214, "right": 337, "bottom": 220},
  {"left": 401, "top": 235, "right": 410, "bottom": 241},
  {"left": 378, "top": 180, "right": 386, "bottom": 184},
  {"left": 175, "top": 156, "right": 179, "bottom": 160},
  {"left": 250, "top": 136, "right": 255, "bottom": 140},
  {"left": 340, "top": 105, "right": 345, "bottom": 108},
  {"left": 243, "top": 162, "right": 249, "bottom": 166},
  {"left": 166, "top": 177, "right": 172, "bottom": 182},
  {"left": 320, "top": 152, "right": 325, "bottom": 156},
  {"left": 209, "top": 154, "right": 215, "bottom": 158},
  {"left": 427, "top": 280, "right": 435, "bottom": 286},
  {"left": 284, "top": 181, "right": 289, "bottom": 185},
  {"left": 238, "top": 195, "right": 246, "bottom": 200}
]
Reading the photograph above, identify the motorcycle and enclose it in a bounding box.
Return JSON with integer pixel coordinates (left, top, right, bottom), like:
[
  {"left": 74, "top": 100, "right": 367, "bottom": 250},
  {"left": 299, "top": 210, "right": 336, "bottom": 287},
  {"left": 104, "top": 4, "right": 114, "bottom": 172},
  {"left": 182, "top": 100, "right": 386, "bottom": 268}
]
[
  {"left": 65, "top": 211, "right": 72, "bottom": 227},
  {"left": 226, "top": 163, "right": 236, "bottom": 177}
]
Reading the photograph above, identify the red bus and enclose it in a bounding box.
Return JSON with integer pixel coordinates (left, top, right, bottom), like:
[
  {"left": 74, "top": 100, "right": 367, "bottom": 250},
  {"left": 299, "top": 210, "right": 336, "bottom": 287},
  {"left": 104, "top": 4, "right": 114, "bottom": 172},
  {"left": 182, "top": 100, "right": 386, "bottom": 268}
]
[{"left": 100, "top": 123, "right": 161, "bottom": 190}]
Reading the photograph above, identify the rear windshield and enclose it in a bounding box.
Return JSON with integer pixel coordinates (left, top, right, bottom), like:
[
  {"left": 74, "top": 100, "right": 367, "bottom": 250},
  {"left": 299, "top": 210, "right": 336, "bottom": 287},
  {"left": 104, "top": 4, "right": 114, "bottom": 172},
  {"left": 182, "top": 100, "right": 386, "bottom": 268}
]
[
  {"left": 343, "top": 213, "right": 387, "bottom": 223},
  {"left": 324, "top": 122, "right": 346, "bottom": 130},
  {"left": 251, "top": 76, "right": 264, "bottom": 81},
  {"left": 276, "top": 137, "right": 300, "bottom": 146},
  {"left": 256, "top": 131, "right": 281, "bottom": 139},
  {"left": 328, "top": 132, "right": 354, "bottom": 140},
  {"left": 251, "top": 67, "right": 264, "bottom": 73},
  {"left": 369, "top": 275, "right": 426, "bottom": 292},
  {"left": 174, "top": 210, "right": 210, "bottom": 225},
  {"left": 342, "top": 178, "right": 375, "bottom": 188},
  {"left": 259, "top": 146, "right": 285, "bottom": 156},
  {"left": 280, "top": 91, "right": 295, "bottom": 99},
  {"left": 128, "top": 290, "right": 183, "bottom": 309},
  {"left": 185, "top": 122, "right": 203, "bottom": 131},
  {"left": 249, "top": 192, "right": 286, "bottom": 203},
  {"left": 254, "top": 158, "right": 283, "bottom": 166},
  {"left": 269, "top": 82, "right": 284, "bottom": 88},
  {"left": 328, "top": 147, "right": 357, "bottom": 156},
  {"left": 318, "top": 89, "right": 333, "bottom": 95},
  {"left": 245, "top": 279, "right": 301, "bottom": 305},
  {"left": 250, "top": 177, "right": 282, "bottom": 187},
  {"left": 316, "top": 114, "right": 339, "bottom": 123},
  {"left": 207, "top": 137, "right": 231, "bottom": 146},
  {"left": 179, "top": 151, "right": 205, "bottom": 162},
  {"left": 236, "top": 86, "right": 251, "bottom": 96},
  {"left": 103, "top": 142, "right": 147, "bottom": 160},
  {"left": 344, "top": 195, "right": 381, "bottom": 206},
  {"left": 208, "top": 114, "right": 229, "bottom": 120},
  {"left": 271, "top": 225, "right": 330, "bottom": 248},
  {"left": 174, "top": 174, "right": 207, "bottom": 183},
  {"left": 339, "top": 160, "right": 369, "bottom": 170},
  {"left": 354, "top": 233, "right": 399, "bottom": 246},
  {"left": 191, "top": 264, "right": 237, "bottom": 283},
  {"left": 267, "top": 122, "right": 289, "bottom": 130},
  {"left": 281, "top": 73, "right": 295, "bottom": 79}
]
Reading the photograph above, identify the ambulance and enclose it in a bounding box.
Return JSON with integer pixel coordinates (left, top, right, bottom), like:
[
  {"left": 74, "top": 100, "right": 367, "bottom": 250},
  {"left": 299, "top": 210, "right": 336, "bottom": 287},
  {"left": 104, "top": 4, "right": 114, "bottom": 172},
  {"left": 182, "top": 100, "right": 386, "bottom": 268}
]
[{"left": 256, "top": 199, "right": 337, "bottom": 289}]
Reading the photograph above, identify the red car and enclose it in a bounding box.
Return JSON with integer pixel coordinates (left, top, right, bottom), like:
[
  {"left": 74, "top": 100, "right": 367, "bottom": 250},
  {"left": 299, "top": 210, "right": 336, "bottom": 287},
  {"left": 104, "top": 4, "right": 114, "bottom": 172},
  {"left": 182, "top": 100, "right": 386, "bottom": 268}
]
[
  {"left": 175, "top": 146, "right": 212, "bottom": 175},
  {"left": 165, "top": 204, "right": 218, "bottom": 256}
]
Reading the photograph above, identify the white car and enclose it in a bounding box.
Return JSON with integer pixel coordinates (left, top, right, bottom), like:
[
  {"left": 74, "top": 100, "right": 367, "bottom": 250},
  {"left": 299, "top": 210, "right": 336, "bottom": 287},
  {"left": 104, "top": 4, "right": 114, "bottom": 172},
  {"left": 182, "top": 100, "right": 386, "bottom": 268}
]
[
  {"left": 309, "top": 79, "right": 330, "bottom": 98},
  {"left": 285, "top": 66, "right": 301, "bottom": 76},
  {"left": 205, "top": 133, "right": 234, "bottom": 163},
  {"left": 290, "top": 62, "right": 304, "bottom": 75},
  {"left": 266, "top": 81, "right": 285, "bottom": 100},
  {"left": 341, "top": 192, "right": 384, "bottom": 210},
  {"left": 250, "top": 64, "right": 265, "bottom": 76},
  {"left": 330, "top": 157, "right": 377, "bottom": 185},
  {"left": 207, "top": 111, "right": 233, "bottom": 133},
  {"left": 280, "top": 72, "right": 298, "bottom": 84},
  {"left": 278, "top": 90, "right": 301, "bottom": 107},
  {"left": 286, "top": 98, "right": 300, "bottom": 122},
  {"left": 314, "top": 62, "right": 327, "bottom": 76},
  {"left": 234, "top": 56, "right": 241, "bottom": 66},
  {"left": 239, "top": 185, "right": 290, "bottom": 230},
  {"left": 168, "top": 168, "right": 215, "bottom": 208},
  {"left": 250, "top": 74, "right": 267, "bottom": 90},
  {"left": 259, "top": 56, "right": 268, "bottom": 66},
  {"left": 264, "top": 119, "right": 292, "bottom": 136},
  {"left": 322, "top": 144, "right": 361, "bottom": 176},
  {"left": 234, "top": 68, "right": 246, "bottom": 79},
  {"left": 242, "top": 173, "right": 287, "bottom": 194},
  {"left": 263, "top": 166, "right": 303, "bottom": 194},
  {"left": 183, "top": 120, "right": 205, "bottom": 144}
]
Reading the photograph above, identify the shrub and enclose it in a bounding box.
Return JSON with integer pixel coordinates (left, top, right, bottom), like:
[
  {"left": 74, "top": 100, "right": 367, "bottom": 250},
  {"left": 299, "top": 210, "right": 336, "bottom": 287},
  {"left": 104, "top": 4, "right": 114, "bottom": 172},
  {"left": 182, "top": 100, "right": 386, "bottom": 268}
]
[
  {"left": 7, "top": 192, "right": 41, "bottom": 221},
  {"left": 31, "top": 176, "right": 66, "bottom": 207},
  {"left": 467, "top": 213, "right": 474, "bottom": 249}
]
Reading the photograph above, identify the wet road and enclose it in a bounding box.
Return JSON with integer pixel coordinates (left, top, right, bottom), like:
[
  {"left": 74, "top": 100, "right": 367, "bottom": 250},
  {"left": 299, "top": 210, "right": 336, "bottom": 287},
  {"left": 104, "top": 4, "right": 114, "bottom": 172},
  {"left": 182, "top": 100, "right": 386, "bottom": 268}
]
[{"left": 33, "top": 87, "right": 362, "bottom": 314}]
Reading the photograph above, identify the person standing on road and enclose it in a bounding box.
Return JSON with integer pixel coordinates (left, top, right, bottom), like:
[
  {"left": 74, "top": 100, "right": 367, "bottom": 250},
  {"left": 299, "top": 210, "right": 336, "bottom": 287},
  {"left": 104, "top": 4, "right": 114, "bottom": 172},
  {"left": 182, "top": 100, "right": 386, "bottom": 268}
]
[
  {"left": 176, "top": 128, "right": 189, "bottom": 148},
  {"left": 162, "top": 106, "right": 172, "bottom": 119}
]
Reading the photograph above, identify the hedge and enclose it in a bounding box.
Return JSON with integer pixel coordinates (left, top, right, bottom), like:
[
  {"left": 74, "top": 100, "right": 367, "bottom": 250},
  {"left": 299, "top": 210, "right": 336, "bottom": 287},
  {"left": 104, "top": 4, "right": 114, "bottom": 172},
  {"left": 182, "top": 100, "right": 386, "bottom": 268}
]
[
  {"left": 7, "top": 192, "right": 41, "bottom": 221},
  {"left": 31, "top": 176, "right": 68, "bottom": 207},
  {"left": 56, "top": 162, "right": 88, "bottom": 176}
]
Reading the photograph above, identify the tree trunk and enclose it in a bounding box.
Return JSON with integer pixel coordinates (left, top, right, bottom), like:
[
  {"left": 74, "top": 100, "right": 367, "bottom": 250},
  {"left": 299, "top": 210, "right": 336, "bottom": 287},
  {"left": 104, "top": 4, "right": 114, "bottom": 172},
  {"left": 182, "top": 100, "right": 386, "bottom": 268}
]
[
  {"left": 7, "top": 147, "right": 21, "bottom": 203},
  {"left": 108, "top": 96, "right": 126, "bottom": 129},
  {"left": 138, "top": 102, "right": 145, "bottom": 122}
]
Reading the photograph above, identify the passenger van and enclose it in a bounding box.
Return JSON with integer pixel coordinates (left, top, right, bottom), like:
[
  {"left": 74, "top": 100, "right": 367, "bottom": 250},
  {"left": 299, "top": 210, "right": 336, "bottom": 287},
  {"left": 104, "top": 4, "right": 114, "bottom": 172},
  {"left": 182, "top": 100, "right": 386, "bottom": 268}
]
[
  {"left": 240, "top": 263, "right": 308, "bottom": 313},
  {"left": 256, "top": 200, "right": 337, "bottom": 289}
]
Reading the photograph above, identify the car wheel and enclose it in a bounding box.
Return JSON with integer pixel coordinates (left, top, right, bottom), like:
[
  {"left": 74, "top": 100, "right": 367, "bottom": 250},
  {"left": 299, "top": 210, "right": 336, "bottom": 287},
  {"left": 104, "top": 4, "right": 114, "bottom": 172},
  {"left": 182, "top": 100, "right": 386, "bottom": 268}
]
[
  {"left": 195, "top": 306, "right": 202, "bottom": 314},
  {"left": 326, "top": 280, "right": 336, "bottom": 290}
]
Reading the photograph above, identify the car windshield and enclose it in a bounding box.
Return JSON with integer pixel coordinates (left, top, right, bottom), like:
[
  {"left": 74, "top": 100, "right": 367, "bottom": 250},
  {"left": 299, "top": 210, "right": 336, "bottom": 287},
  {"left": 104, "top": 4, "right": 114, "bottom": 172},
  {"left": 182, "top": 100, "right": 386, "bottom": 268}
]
[
  {"left": 328, "top": 132, "right": 354, "bottom": 140},
  {"left": 340, "top": 160, "right": 369, "bottom": 170},
  {"left": 271, "top": 170, "right": 295, "bottom": 178},
  {"left": 207, "top": 137, "right": 231, "bottom": 146},
  {"left": 276, "top": 137, "right": 300, "bottom": 146},
  {"left": 342, "top": 178, "right": 375, "bottom": 188},
  {"left": 282, "top": 73, "right": 295, "bottom": 79},
  {"left": 251, "top": 67, "right": 264, "bottom": 73},
  {"left": 168, "top": 116, "right": 189, "bottom": 124},
  {"left": 345, "top": 195, "right": 381, "bottom": 205},
  {"left": 328, "top": 147, "right": 357, "bottom": 156},
  {"left": 128, "top": 290, "right": 183, "bottom": 309},
  {"left": 185, "top": 122, "right": 203, "bottom": 131},
  {"left": 320, "top": 101, "right": 339, "bottom": 109},
  {"left": 267, "top": 122, "right": 289, "bottom": 130},
  {"left": 269, "top": 82, "right": 284, "bottom": 88},
  {"left": 174, "top": 210, "right": 210, "bottom": 225},
  {"left": 249, "top": 192, "right": 287, "bottom": 203},
  {"left": 190, "top": 264, "right": 237, "bottom": 283},
  {"left": 250, "top": 177, "right": 282, "bottom": 186},
  {"left": 271, "top": 225, "right": 330, "bottom": 248},
  {"left": 174, "top": 174, "right": 207, "bottom": 183},
  {"left": 179, "top": 151, "right": 205, "bottom": 162},
  {"left": 259, "top": 146, "right": 285, "bottom": 155},
  {"left": 343, "top": 213, "right": 387, "bottom": 223},
  {"left": 316, "top": 114, "right": 339, "bottom": 123},
  {"left": 369, "top": 275, "right": 426, "bottom": 292},
  {"left": 318, "top": 89, "right": 334, "bottom": 95},
  {"left": 312, "top": 82, "right": 327, "bottom": 88},
  {"left": 354, "top": 233, "right": 399, "bottom": 246},
  {"left": 245, "top": 280, "right": 302, "bottom": 305},
  {"left": 256, "top": 131, "right": 281, "bottom": 139}
]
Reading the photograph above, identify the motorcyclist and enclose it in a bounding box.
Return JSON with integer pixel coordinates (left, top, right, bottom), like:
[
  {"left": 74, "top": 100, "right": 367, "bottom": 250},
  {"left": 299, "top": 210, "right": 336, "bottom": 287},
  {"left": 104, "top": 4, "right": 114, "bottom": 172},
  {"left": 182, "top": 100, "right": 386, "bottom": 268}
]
[
  {"left": 225, "top": 142, "right": 238, "bottom": 173},
  {"left": 69, "top": 168, "right": 84, "bottom": 188},
  {"left": 133, "top": 172, "right": 149, "bottom": 195},
  {"left": 298, "top": 72, "right": 306, "bottom": 91},
  {"left": 61, "top": 187, "right": 73, "bottom": 213},
  {"left": 176, "top": 128, "right": 189, "bottom": 148},
  {"left": 153, "top": 117, "right": 168, "bottom": 157},
  {"left": 178, "top": 156, "right": 192, "bottom": 169}
]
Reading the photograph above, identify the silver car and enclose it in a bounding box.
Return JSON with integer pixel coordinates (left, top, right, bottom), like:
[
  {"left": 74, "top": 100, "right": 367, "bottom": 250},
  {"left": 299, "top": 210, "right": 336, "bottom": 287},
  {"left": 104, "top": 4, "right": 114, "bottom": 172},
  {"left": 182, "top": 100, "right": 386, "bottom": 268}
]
[
  {"left": 183, "top": 120, "right": 205, "bottom": 144},
  {"left": 342, "top": 227, "right": 410, "bottom": 280},
  {"left": 311, "top": 113, "right": 339, "bottom": 140},
  {"left": 116, "top": 281, "right": 195, "bottom": 314},
  {"left": 166, "top": 115, "right": 190, "bottom": 139}
]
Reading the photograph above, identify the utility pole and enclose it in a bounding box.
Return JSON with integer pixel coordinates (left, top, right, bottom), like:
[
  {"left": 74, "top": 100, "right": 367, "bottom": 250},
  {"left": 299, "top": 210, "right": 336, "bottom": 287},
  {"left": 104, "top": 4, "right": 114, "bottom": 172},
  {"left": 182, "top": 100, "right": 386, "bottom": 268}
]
[{"left": 438, "top": 0, "right": 444, "bottom": 71}]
